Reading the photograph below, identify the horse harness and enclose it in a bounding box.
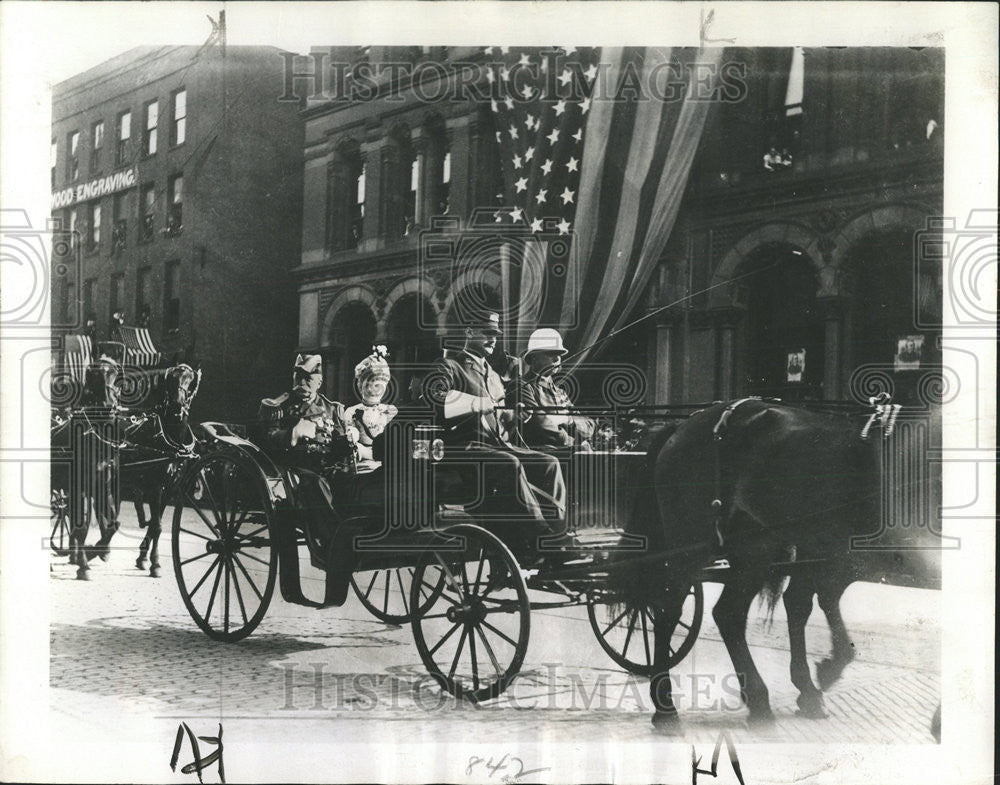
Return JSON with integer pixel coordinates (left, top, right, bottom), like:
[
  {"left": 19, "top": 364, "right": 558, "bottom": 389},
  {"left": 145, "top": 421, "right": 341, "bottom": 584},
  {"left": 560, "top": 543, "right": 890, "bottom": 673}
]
[{"left": 709, "top": 397, "right": 763, "bottom": 548}]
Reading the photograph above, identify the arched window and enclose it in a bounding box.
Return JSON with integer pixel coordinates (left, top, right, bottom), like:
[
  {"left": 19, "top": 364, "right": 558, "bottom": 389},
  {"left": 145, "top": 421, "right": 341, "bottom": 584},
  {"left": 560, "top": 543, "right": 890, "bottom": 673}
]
[{"left": 328, "top": 141, "right": 364, "bottom": 251}]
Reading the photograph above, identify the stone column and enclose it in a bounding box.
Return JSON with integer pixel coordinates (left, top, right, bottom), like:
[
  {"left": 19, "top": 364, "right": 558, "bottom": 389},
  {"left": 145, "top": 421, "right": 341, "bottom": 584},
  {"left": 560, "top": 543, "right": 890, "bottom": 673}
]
[
  {"left": 446, "top": 113, "right": 475, "bottom": 225},
  {"left": 817, "top": 295, "right": 847, "bottom": 400},
  {"left": 360, "top": 137, "right": 387, "bottom": 252},
  {"left": 711, "top": 307, "right": 742, "bottom": 400}
]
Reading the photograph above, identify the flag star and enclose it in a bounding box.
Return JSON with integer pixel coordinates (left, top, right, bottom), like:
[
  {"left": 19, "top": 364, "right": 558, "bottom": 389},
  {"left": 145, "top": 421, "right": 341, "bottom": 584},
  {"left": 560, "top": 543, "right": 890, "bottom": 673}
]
[
  {"left": 500, "top": 66, "right": 509, "bottom": 82},
  {"left": 524, "top": 145, "right": 535, "bottom": 161},
  {"left": 541, "top": 158, "right": 553, "bottom": 175},
  {"left": 494, "top": 210, "right": 504, "bottom": 223},
  {"left": 566, "top": 156, "right": 579, "bottom": 172},
  {"left": 535, "top": 188, "right": 548, "bottom": 204},
  {"left": 521, "top": 84, "right": 534, "bottom": 100},
  {"left": 508, "top": 124, "right": 519, "bottom": 140},
  {"left": 558, "top": 69, "right": 572, "bottom": 87},
  {"left": 512, "top": 154, "right": 523, "bottom": 169},
  {"left": 524, "top": 113, "right": 535, "bottom": 129},
  {"left": 540, "top": 59, "right": 548, "bottom": 74},
  {"left": 514, "top": 177, "right": 528, "bottom": 193},
  {"left": 554, "top": 99, "right": 567, "bottom": 116},
  {"left": 546, "top": 128, "right": 560, "bottom": 145},
  {"left": 483, "top": 47, "right": 494, "bottom": 55},
  {"left": 572, "top": 128, "right": 583, "bottom": 143},
  {"left": 496, "top": 131, "right": 502, "bottom": 143},
  {"left": 530, "top": 217, "right": 544, "bottom": 232},
  {"left": 510, "top": 206, "right": 524, "bottom": 222},
  {"left": 560, "top": 187, "right": 575, "bottom": 205},
  {"left": 580, "top": 96, "right": 591, "bottom": 114},
  {"left": 504, "top": 96, "right": 514, "bottom": 110},
  {"left": 486, "top": 69, "right": 495, "bottom": 84},
  {"left": 491, "top": 98, "right": 499, "bottom": 112},
  {"left": 585, "top": 63, "right": 598, "bottom": 81},
  {"left": 518, "top": 53, "right": 530, "bottom": 67},
  {"left": 565, "top": 46, "right": 577, "bottom": 55},
  {"left": 557, "top": 218, "right": 571, "bottom": 235},
  {"left": 500, "top": 46, "right": 509, "bottom": 54}
]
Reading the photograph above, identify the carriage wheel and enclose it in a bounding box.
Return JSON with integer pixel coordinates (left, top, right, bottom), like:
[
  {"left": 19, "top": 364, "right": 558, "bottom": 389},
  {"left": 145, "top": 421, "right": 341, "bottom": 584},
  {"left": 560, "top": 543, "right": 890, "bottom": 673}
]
[
  {"left": 587, "top": 582, "right": 703, "bottom": 675},
  {"left": 49, "top": 489, "right": 72, "bottom": 556},
  {"left": 411, "top": 525, "right": 530, "bottom": 703},
  {"left": 351, "top": 567, "right": 445, "bottom": 625},
  {"left": 172, "top": 453, "right": 277, "bottom": 641}
]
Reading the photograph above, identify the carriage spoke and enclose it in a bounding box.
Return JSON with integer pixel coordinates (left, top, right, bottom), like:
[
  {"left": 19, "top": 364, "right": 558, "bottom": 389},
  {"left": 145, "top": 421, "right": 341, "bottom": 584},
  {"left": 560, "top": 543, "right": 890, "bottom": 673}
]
[
  {"left": 471, "top": 548, "right": 486, "bottom": 594},
  {"left": 395, "top": 570, "right": 410, "bottom": 615},
  {"left": 234, "top": 523, "right": 269, "bottom": 542},
  {"left": 448, "top": 626, "right": 469, "bottom": 680},
  {"left": 179, "top": 526, "right": 215, "bottom": 542},
  {"left": 203, "top": 557, "right": 225, "bottom": 625},
  {"left": 223, "top": 558, "right": 232, "bottom": 634},
  {"left": 231, "top": 552, "right": 265, "bottom": 602},
  {"left": 382, "top": 572, "right": 391, "bottom": 615},
  {"left": 237, "top": 550, "right": 271, "bottom": 567},
  {"left": 429, "top": 621, "right": 462, "bottom": 656},
  {"left": 433, "top": 554, "right": 464, "bottom": 599},
  {"left": 640, "top": 609, "right": 652, "bottom": 666},
  {"left": 480, "top": 619, "right": 518, "bottom": 649},
  {"left": 461, "top": 561, "right": 471, "bottom": 596},
  {"left": 198, "top": 469, "right": 227, "bottom": 531},
  {"left": 180, "top": 551, "right": 215, "bottom": 567},
  {"left": 188, "top": 555, "right": 222, "bottom": 599},
  {"left": 675, "top": 620, "right": 691, "bottom": 631},
  {"left": 474, "top": 625, "right": 504, "bottom": 679},
  {"left": 601, "top": 607, "right": 631, "bottom": 638},
  {"left": 621, "top": 610, "right": 639, "bottom": 660},
  {"left": 184, "top": 494, "right": 221, "bottom": 537},
  {"left": 468, "top": 628, "right": 480, "bottom": 691},
  {"left": 362, "top": 571, "right": 379, "bottom": 600}
]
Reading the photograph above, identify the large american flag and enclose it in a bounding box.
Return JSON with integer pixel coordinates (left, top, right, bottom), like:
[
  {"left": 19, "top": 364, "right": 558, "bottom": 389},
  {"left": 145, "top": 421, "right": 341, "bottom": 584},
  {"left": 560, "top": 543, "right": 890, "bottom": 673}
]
[{"left": 486, "top": 46, "right": 722, "bottom": 362}]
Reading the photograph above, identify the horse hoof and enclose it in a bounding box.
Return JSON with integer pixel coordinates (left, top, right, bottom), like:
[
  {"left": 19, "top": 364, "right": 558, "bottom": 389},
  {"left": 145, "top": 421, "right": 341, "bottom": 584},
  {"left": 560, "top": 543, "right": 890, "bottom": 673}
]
[
  {"left": 796, "top": 693, "right": 828, "bottom": 719},
  {"left": 136, "top": 557, "right": 148, "bottom": 570},
  {"left": 815, "top": 659, "right": 839, "bottom": 691},
  {"left": 651, "top": 710, "right": 681, "bottom": 731},
  {"left": 76, "top": 566, "right": 91, "bottom": 581},
  {"left": 150, "top": 566, "right": 161, "bottom": 578}
]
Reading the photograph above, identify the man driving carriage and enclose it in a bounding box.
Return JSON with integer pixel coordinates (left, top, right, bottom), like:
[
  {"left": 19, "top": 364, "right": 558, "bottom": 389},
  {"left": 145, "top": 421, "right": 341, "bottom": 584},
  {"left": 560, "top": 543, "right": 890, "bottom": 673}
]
[
  {"left": 425, "top": 312, "right": 567, "bottom": 555},
  {"left": 256, "top": 354, "right": 363, "bottom": 606},
  {"left": 510, "top": 328, "right": 595, "bottom": 452}
]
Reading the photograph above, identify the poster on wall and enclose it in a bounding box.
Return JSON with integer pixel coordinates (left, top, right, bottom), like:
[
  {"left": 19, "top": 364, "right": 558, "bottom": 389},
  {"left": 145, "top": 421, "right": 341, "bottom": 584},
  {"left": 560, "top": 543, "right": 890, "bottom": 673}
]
[
  {"left": 786, "top": 348, "right": 806, "bottom": 382},
  {"left": 895, "top": 334, "right": 925, "bottom": 371}
]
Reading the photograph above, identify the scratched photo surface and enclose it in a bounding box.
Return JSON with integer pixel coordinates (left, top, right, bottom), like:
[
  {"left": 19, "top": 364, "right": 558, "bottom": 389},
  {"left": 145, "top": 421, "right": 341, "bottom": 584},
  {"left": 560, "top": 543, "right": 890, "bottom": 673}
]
[{"left": 0, "top": 3, "right": 995, "bottom": 784}]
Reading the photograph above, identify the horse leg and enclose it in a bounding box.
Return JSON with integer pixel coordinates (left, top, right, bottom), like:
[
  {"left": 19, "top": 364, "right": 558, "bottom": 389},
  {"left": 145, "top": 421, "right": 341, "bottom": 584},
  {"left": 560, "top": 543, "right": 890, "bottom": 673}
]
[
  {"left": 713, "top": 571, "right": 774, "bottom": 723},
  {"left": 783, "top": 576, "right": 826, "bottom": 718},
  {"left": 146, "top": 492, "right": 165, "bottom": 577},
  {"left": 134, "top": 488, "right": 151, "bottom": 569},
  {"left": 650, "top": 578, "right": 691, "bottom": 728},
  {"left": 815, "top": 576, "right": 855, "bottom": 690}
]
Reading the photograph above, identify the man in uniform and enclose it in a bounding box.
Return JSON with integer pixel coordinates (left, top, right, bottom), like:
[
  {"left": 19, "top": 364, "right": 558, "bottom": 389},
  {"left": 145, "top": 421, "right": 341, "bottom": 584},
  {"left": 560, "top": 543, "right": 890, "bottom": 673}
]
[
  {"left": 426, "top": 313, "right": 566, "bottom": 553},
  {"left": 511, "top": 328, "right": 595, "bottom": 452},
  {"left": 256, "top": 354, "right": 360, "bottom": 606}
]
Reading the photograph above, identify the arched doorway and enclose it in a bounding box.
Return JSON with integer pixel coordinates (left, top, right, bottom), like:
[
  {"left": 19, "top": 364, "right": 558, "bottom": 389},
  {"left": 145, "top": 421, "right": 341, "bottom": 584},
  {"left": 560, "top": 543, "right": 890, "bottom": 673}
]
[
  {"left": 326, "top": 302, "right": 377, "bottom": 403},
  {"left": 386, "top": 293, "right": 440, "bottom": 404},
  {"left": 738, "top": 243, "right": 824, "bottom": 400},
  {"left": 847, "top": 228, "right": 940, "bottom": 404}
]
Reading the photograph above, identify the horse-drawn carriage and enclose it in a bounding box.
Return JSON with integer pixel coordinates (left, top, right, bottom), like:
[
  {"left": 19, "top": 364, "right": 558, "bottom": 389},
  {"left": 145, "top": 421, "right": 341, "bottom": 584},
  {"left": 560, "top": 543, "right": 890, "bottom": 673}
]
[{"left": 168, "top": 405, "right": 712, "bottom": 700}]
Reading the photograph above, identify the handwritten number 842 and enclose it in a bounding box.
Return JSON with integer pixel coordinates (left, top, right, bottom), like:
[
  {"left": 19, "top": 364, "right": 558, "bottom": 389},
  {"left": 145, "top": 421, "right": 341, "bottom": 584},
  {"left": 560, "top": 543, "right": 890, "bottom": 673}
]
[{"left": 467, "top": 754, "right": 550, "bottom": 783}]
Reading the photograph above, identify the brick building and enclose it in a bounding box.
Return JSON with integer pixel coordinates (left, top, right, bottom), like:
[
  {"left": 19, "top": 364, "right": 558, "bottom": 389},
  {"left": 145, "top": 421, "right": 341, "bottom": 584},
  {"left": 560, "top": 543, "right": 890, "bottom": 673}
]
[
  {"left": 294, "top": 46, "right": 943, "bottom": 407},
  {"left": 50, "top": 45, "right": 303, "bottom": 419}
]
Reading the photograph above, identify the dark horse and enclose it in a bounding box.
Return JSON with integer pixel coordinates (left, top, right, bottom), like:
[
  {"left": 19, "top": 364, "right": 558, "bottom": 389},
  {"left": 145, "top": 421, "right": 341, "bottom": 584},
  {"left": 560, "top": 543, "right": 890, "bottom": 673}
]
[
  {"left": 623, "top": 397, "right": 941, "bottom": 726},
  {"left": 121, "top": 364, "right": 201, "bottom": 577}
]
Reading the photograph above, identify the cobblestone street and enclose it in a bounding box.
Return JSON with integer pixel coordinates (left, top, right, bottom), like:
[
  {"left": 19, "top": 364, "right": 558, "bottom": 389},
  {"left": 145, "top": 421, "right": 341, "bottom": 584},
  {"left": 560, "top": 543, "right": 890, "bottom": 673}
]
[{"left": 46, "top": 505, "right": 942, "bottom": 782}]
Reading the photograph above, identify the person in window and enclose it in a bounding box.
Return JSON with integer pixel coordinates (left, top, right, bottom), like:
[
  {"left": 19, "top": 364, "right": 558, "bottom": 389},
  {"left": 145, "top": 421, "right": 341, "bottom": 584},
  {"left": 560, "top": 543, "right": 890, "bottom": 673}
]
[
  {"left": 426, "top": 312, "right": 567, "bottom": 556},
  {"left": 511, "top": 328, "right": 595, "bottom": 452},
  {"left": 256, "top": 354, "right": 360, "bottom": 606}
]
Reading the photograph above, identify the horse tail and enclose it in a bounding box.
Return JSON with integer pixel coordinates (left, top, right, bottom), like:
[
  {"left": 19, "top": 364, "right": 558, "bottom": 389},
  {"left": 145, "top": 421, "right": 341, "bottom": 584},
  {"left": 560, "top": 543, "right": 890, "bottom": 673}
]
[{"left": 757, "top": 544, "right": 796, "bottom": 629}]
